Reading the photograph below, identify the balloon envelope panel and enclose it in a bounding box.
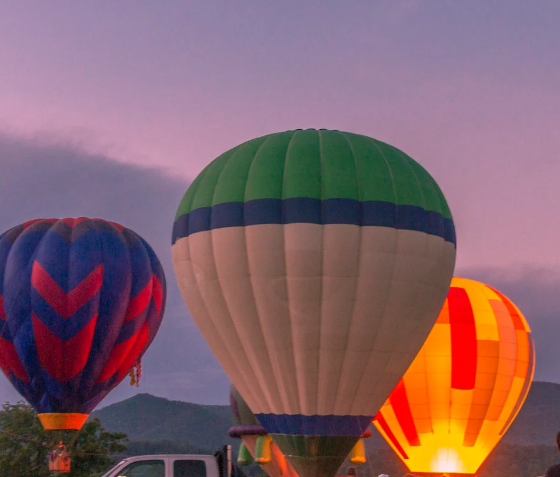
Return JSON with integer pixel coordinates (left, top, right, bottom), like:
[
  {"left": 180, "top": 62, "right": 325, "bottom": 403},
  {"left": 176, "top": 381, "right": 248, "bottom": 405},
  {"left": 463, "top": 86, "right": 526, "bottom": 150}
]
[
  {"left": 230, "top": 384, "right": 265, "bottom": 430},
  {"left": 0, "top": 218, "right": 166, "bottom": 422},
  {"left": 373, "top": 277, "right": 535, "bottom": 475},
  {"left": 172, "top": 129, "right": 456, "bottom": 477}
]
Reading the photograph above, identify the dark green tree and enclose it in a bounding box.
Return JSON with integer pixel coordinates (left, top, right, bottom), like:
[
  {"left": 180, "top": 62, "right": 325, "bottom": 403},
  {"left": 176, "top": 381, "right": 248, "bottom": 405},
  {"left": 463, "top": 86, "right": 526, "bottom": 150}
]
[{"left": 0, "top": 401, "right": 127, "bottom": 477}]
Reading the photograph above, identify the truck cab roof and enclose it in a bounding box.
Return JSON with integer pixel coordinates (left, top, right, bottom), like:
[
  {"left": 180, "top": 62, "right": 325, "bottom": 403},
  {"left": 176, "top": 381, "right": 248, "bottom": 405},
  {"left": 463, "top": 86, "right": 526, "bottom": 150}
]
[
  {"left": 102, "top": 454, "right": 221, "bottom": 477},
  {"left": 101, "top": 448, "right": 245, "bottom": 477}
]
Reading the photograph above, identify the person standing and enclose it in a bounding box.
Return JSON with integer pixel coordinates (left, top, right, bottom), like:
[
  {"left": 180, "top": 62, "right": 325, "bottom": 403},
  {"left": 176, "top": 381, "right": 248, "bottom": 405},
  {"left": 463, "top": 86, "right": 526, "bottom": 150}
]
[{"left": 546, "top": 432, "right": 560, "bottom": 477}]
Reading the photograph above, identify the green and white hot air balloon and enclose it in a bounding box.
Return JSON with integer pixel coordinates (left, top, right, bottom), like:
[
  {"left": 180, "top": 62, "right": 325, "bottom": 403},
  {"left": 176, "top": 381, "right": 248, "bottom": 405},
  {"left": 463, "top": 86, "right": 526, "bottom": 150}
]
[{"left": 172, "top": 129, "right": 456, "bottom": 477}]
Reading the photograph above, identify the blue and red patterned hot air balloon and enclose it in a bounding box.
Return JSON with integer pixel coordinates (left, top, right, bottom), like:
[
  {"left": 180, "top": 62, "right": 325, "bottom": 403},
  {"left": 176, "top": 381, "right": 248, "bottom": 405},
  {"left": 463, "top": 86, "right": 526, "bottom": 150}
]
[{"left": 0, "top": 218, "right": 166, "bottom": 431}]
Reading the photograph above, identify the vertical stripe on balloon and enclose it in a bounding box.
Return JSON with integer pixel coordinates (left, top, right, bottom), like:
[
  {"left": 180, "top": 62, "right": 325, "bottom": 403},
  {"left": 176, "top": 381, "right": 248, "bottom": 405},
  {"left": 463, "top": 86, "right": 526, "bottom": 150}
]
[
  {"left": 499, "top": 335, "right": 535, "bottom": 435},
  {"left": 374, "top": 413, "right": 409, "bottom": 460},
  {"left": 489, "top": 287, "right": 526, "bottom": 331},
  {"left": 389, "top": 380, "right": 420, "bottom": 446},
  {"left": 448, "top": 287, "right": 477, "bottom": 390}
]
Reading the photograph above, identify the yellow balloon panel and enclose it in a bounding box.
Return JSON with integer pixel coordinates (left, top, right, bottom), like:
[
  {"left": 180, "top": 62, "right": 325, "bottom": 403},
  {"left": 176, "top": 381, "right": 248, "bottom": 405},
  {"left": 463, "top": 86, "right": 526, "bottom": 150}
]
[{"left": 373, "top": 277, "right": 535, "bottom": 475}]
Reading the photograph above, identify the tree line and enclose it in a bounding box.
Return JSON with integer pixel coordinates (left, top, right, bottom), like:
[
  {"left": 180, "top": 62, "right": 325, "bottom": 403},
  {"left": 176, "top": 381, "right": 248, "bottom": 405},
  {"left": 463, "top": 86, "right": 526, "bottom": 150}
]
[{"left": 2, "top": 401, "right": 558, "bottom": 477}]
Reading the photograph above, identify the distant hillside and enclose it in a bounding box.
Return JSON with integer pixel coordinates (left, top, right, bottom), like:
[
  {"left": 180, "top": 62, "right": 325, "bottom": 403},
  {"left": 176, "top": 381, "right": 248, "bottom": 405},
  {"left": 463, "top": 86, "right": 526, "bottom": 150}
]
[
  {"left": 503, "top": 381, "right": 560, "bottom": 446},
  {"left": 91, "top": 393, "right": 237, "bottom": 452},
  {"left": 92, "top": 381, "right": 560, "bottom": 453}
]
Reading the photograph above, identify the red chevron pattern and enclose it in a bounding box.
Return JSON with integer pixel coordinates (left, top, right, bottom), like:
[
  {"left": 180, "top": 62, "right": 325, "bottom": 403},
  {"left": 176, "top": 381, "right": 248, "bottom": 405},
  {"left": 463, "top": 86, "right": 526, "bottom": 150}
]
[
  {"left": 105, "top": 220, "right": 124, "bottom": 232},
  {"left": 96, "top": 328, "right": 142, "bottom": 383},
  {"left": 32, "top": 263, "right": 103, "bottom": 319},
  {"left": 96, "top": 274, "right": 162, "bottom": 383},
  {"left": 59, "top": 217, "right": 89, "bottom": 227},
  {"left": 31, "top": 261, "right": 104, "bottom": 381},
  {"left": 0, "top": 337, "right": 29, "bottom": 383},
  {"left": 117, "top": 322, "right": 149, "bottom": 381},
  {"left": 32, "top": 312, "right": 98, "bottom": 382},
  {"left": 23, "top": 218, "right": 55, "bottom": 229},
  {"left": 123, "top": 279, "right": 153, "bottom": 323},
  {"left": 0, "top": 294, "right": 28, "bottom": 382}
]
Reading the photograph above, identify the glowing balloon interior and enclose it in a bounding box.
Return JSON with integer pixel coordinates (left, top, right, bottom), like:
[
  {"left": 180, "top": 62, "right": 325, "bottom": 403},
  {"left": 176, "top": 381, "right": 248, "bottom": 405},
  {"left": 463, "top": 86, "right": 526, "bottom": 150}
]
[
  {"left": 374, "top": 277, "right": 534, "bottom": 475},
  {"left": 172, "top": 129, "right": 456, "bottom": 477},
  {"left": 0, "top": 218, "right": 166, "bottom": 430}
]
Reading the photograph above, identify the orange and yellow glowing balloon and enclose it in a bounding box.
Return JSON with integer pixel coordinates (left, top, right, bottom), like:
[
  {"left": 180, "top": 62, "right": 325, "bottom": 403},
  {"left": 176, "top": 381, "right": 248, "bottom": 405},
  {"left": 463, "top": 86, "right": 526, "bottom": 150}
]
[{"left": 373, "top": 277, "right": 535, "bottom": 475}]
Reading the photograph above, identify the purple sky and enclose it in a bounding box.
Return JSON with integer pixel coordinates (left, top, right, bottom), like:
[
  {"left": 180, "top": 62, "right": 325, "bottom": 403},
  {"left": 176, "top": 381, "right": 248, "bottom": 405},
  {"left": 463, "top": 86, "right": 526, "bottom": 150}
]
[{"left": 0, "top": 1, "right": 558, "bottom": 406}]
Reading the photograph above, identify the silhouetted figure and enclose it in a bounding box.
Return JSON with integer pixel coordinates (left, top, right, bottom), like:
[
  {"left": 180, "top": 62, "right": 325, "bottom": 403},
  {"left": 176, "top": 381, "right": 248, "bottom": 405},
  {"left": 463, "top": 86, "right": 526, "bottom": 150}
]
[{"left": 546, "top": 431, "right": 560, "bottom": 477}]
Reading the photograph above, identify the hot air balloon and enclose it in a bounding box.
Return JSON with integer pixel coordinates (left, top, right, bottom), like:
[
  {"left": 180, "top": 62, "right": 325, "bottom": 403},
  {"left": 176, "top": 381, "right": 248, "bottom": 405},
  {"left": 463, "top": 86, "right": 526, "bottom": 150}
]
[
  {"left": 229, "top": 385, "right": 300, "bottom": 477},
  {"left": 373, "top": 277, "right": 534, "bottom": 475},
  {"left": 0, "top": 218, "right": 166, "bottom": 434},
  {"left": 172, "top": 129, "right": 456, "bottom": 477}
]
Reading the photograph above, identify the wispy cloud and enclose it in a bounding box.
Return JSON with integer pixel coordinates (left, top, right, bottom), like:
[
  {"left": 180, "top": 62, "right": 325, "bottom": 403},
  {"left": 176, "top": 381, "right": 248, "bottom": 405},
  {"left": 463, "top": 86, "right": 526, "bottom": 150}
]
[{"left": 0, "top": 131, "right": 230, "bottom": 406}]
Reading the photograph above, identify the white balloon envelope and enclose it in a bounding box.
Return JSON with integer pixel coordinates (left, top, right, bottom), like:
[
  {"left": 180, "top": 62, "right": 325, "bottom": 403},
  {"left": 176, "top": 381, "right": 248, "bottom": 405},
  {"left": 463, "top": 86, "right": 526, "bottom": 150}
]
[{"left": 172, "top": 129, "right": 456, "bottom": 477}]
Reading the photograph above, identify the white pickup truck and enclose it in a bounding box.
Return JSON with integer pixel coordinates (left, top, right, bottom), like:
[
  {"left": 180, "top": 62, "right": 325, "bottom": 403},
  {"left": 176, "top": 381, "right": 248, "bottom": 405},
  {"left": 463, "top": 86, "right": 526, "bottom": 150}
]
[{"left": 101, "top": 446, "right": 236, "bottom": 477}]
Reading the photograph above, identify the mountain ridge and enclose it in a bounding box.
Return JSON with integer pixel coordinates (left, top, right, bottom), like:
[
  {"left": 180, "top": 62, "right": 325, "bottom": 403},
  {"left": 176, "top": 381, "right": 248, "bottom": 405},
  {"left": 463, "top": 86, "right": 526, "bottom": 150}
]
[
  {"left": 91, "top": 381, "right": 560, "bottom": 451},
  {"left": 91, "top": 392, "right": 237, "bottom": 451}
]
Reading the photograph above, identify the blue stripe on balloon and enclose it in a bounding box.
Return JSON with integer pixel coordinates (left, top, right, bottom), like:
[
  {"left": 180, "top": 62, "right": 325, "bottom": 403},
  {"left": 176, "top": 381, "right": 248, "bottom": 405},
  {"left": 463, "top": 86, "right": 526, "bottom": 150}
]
[
  {"left": 254, "top": 413, "right": 373, "bottom": 436},
  {"left": 283, "top": 197, "right": 323, "bottom": 224},
  {"left": 172, "top": 198, "right": 456, "bottom": 246},
  {"left": 445, "top": 219, "right": 456, "bottom": 246}
]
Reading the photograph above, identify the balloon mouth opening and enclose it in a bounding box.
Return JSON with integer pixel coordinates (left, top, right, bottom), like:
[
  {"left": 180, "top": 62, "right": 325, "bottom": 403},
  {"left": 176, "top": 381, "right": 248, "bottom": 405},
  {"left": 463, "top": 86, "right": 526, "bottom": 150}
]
[
  {"left": 228, "top": 424, "right": 267, "bottom": 438},
  {"left": 413, "top": 474, "right": 476, "bottom": 477},
  {"left": 38, "top": 413, "right": 88, "bottom": 431}
]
